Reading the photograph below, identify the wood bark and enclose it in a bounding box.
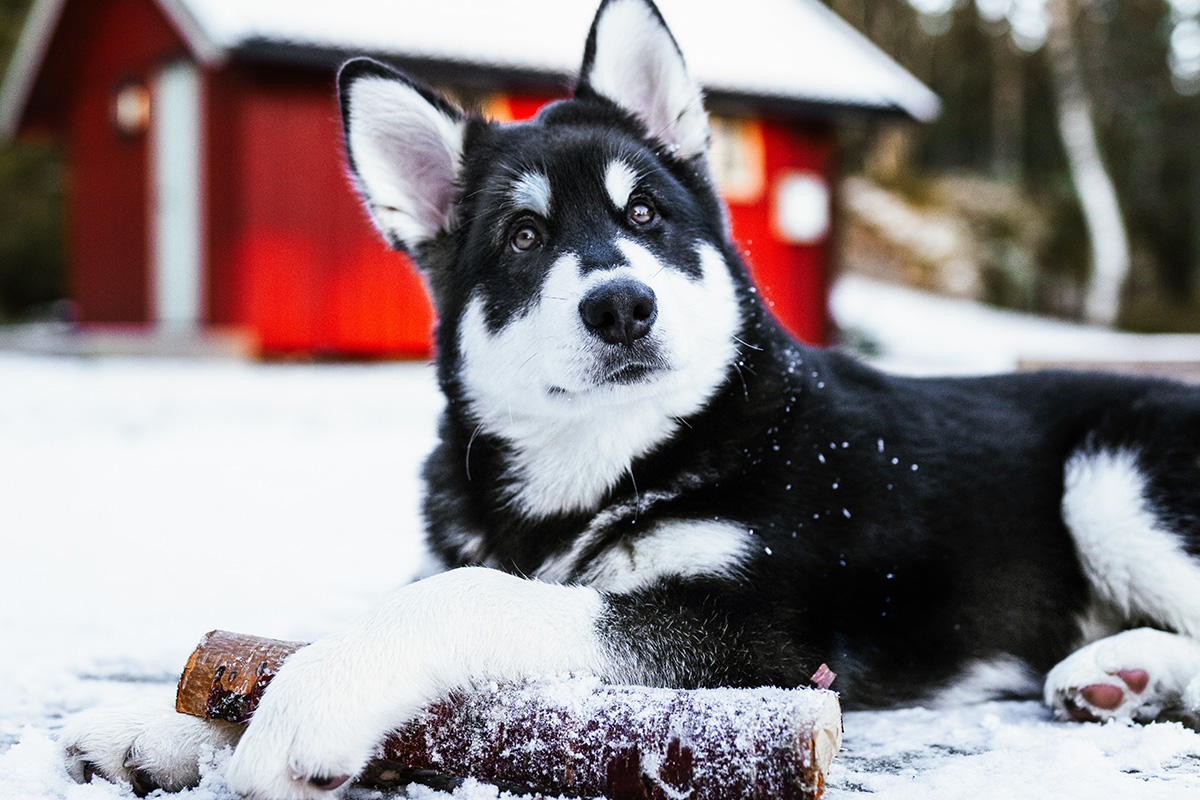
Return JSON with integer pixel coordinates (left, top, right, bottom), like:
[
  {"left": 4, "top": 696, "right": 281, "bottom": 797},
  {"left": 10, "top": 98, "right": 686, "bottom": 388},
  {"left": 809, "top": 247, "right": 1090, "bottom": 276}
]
[{"left": 177, "top": 630, "right": 843, "bottom": 800}]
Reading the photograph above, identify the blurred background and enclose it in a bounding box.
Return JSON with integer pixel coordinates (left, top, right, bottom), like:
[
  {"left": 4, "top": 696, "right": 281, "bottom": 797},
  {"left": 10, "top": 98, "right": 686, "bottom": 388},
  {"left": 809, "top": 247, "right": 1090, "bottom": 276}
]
[
  {"left": 2, "top": 7, "right": 1200, "bottom": 795},
  {"left": 1, "top": 0, "right": 1199, "bottom": 357}
]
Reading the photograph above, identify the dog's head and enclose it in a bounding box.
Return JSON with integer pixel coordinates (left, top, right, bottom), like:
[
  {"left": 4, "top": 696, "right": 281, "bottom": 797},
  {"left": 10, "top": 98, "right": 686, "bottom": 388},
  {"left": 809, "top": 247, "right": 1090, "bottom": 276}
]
[{"left": 338, "top": 0, "right": 747, "bottom": 436}]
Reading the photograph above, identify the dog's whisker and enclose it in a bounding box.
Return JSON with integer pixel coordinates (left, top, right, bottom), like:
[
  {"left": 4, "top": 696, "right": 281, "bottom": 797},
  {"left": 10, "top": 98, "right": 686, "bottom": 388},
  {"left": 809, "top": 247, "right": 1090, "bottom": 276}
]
[
  {"left": 627, "top": 466, "right": 640, "bottom": 521},
  {"left": 464, "top": 421, "right": 485, "bottom": 481},
  {"left": 730, "top": 360, "right": 750, "bottom": 401},
  {"left": 732, "top": 335, "right": 763, "bottom": 352}
]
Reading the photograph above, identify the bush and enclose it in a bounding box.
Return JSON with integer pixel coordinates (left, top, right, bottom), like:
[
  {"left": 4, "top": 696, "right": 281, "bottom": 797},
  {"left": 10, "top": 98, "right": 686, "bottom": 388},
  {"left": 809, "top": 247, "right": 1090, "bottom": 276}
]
[{"left": 0, "top": 141, "right": 64, "bottom": 320}]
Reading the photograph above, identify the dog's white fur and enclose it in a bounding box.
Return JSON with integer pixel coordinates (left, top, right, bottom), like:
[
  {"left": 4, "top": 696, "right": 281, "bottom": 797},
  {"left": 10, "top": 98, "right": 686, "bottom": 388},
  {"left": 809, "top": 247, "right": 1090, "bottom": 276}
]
[
  {"left": 343, "top": 76, "right": 465, "bottom": 248},
  {"left": 536, "top": 518, "right": 754, "bottom": 592},
  {"left": 926, "top": 656, "right": 1042, "bottom": 708},
  {"left": 586, "top": 0, "right": 709, "bottom": 159},
  {"left": 458, "top": 241, "right": 739, "bottom": 519},
  {"left": 509, "top": 170, "right": 553, "bottom": 218},
  {"left": 1062, "top": 449, "right": 1200, "bottom": 638},
  {"left": 604, "top": 159, "right": 641, "bottom": 210}
]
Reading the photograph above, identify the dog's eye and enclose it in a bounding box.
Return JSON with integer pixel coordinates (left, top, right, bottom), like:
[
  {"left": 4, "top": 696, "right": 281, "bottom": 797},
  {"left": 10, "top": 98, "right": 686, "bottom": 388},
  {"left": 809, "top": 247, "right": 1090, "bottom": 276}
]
[
  {"left": 510, "top": 225, "right": 540, "bottom": 252},
  {"left": 628, "top": 201, "right": 656, "bottom": 226}
]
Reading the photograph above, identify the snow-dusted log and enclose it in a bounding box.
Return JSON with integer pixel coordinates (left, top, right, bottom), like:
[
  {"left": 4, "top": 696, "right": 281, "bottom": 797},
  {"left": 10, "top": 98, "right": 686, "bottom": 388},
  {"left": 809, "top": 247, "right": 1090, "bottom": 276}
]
[{"left": 176, "top": 630, "right": 842, "bottom": 799}]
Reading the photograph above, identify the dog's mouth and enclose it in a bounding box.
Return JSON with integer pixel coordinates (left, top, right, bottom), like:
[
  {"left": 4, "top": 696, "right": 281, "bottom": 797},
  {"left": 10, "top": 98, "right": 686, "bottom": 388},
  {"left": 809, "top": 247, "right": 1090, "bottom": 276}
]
[
  {"left": 604, "top": 361, "right": 658, "bottom": 384},
  {"left": 596, "top": 341, "right": 669, "bottom": 386},
  {"left": 546, "top": 351, "right": 668, "bottom": 397}
]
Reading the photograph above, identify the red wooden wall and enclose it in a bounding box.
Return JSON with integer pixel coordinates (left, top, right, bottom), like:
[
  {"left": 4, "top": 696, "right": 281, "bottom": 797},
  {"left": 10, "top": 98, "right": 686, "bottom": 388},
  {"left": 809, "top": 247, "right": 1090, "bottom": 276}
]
[
  {"left": 23, "top": 0, "right": 836, "bottom": 356},
  {"left": 50, "top": 0, "right": 188, "bottom": 323},
  {"left": 727, "top": 118, "right": 836, "bottom": 346},
  {"left": 204, "top": 64, "right": 434, "bottom": 357}
]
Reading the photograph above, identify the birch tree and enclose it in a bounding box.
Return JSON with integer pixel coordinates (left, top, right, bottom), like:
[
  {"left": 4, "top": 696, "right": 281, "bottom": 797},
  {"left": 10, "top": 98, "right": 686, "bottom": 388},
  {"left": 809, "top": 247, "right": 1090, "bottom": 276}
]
[{"left": 1043, "top": 0, "right": 1131, "bottom": 326}]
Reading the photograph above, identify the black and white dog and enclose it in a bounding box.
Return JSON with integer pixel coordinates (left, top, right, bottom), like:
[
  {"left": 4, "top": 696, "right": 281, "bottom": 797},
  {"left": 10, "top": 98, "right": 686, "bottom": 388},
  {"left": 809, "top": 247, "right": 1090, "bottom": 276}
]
[{"left": 63, "top": 0, "right": 1200, "bottom": 797}]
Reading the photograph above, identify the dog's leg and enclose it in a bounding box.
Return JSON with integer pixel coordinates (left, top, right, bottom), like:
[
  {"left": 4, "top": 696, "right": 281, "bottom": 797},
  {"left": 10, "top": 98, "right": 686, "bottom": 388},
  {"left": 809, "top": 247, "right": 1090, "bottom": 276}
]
[
  {"left": 219, "top": 567, "right": 794, "bottom": 799},
  {"left": 1053, "top": 445, "right": 1200, "bottom": 722},
  {"left": 60, "top": 686, "right": 243, "bottom": 795},
  {"left": 221, "top": 568, "right": 609, "bottom": 799},
  {"left": 63, "top": 569, "right": 796, "bottom": 799},
  {"left": 1044, "top": 628, "right": 1200, "bottom": 722},
  {"left": 1062, "top": 448, "right": 1200, "bottom": 638}
]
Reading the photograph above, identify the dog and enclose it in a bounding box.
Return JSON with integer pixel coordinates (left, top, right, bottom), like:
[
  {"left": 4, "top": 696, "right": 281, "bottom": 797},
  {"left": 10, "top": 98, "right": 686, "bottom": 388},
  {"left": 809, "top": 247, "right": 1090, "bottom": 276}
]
[{"left": 61, "top": 0, "right": 1200, "bottom": 797}]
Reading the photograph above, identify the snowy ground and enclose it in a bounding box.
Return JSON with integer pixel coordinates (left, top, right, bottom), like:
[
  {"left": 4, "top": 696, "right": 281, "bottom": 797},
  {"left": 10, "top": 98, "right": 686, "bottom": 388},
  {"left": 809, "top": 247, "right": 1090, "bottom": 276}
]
[{"left": 2, "top": 277, "right": 1200, "bottom": 799}]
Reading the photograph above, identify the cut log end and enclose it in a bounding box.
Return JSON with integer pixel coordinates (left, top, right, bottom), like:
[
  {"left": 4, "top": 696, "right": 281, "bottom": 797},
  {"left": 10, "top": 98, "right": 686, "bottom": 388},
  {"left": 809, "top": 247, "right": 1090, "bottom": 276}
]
[{"left": 176, "top": 630, "right": 305, "bottom": 722}]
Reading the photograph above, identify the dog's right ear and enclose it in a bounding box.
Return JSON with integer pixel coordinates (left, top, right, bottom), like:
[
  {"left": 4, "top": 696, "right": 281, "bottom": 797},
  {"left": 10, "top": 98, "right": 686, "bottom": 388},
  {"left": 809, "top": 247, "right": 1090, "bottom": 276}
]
[
  {"left": 576, "top": 0, "right": 709, "bottom": 161},
  {"left": 338, "top": 58, "right": 467, "bottom": 253}
]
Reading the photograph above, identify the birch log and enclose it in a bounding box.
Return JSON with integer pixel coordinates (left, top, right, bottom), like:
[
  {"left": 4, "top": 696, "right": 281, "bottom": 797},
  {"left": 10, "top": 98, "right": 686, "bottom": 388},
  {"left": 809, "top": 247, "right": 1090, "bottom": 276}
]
[{"left": 176, "top": 630, "right": 842, "bottom": 800}]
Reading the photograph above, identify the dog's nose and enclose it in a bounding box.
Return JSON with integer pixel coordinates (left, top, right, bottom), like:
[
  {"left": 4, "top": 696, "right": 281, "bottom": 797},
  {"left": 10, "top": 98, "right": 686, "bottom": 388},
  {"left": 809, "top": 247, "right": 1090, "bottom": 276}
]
[{"left": 579, "top": 279, "right": 657, "bottom": 346}]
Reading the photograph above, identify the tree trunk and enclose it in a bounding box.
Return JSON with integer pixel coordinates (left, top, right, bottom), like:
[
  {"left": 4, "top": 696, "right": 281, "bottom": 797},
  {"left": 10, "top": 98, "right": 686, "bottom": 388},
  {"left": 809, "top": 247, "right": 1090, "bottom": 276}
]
[
  {"left": 991, "top": 31, "right": 1024, "bottom": 181},
  {"left": 1044, "top": 0, "right": 1130, "bottom": 326}
]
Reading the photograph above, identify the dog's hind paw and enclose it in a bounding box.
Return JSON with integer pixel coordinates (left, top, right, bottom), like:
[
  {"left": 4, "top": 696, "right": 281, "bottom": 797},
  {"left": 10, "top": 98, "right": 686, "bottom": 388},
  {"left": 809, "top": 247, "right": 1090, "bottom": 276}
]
[
  {"left": 1044, "top": 628, "right": 1200, "bottom": 723},
  {"left": 60, "top": 688, "right": 241, "bottom": 795}
]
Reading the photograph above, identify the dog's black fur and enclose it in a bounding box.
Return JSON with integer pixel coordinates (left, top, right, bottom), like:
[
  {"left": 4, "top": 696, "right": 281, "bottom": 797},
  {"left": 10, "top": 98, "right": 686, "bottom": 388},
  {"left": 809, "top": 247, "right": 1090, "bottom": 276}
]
[
  {"left": 54, "top": 4, "right": 1200, "bottom": 796},
  {"left": 338, "top": 0, "right": 1200, "bottom": 711}
]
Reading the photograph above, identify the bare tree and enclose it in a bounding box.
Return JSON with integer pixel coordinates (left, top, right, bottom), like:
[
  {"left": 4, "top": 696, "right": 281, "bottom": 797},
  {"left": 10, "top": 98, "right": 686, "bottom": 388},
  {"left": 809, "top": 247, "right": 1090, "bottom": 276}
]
[
  {"left": 990, "top": 29, "right": 1024, "bottom": 181},
  {"left": 1044, "top": 0, "right": 1131, "bottom": 326}
]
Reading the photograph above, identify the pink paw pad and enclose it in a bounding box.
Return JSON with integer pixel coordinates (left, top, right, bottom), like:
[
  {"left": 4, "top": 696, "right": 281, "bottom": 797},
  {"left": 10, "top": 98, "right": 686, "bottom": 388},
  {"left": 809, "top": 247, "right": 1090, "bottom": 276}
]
[
  {"left": 1114, "top": 668, "right": 1149, "bottom": 694},
  {"left": 1079, "top": 683, "right": 1125, "bottom": 711}
]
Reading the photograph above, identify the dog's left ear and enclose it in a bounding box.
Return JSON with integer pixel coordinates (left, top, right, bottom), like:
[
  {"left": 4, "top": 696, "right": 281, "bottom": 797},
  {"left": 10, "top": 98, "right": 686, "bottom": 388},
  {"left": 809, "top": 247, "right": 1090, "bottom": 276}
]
[
  {"left": 576, "top": 0, "right": 709, "bottom": 160},
  {"left": 338, "top": 58, "right": 468, "bottom": 253}
]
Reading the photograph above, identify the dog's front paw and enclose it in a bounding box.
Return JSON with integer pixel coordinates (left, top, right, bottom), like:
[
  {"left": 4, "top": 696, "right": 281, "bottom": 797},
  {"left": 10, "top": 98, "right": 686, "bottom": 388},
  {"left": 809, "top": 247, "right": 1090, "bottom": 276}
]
[
  {"left": 1044, "top": 628, "right": 1200, "bottom": 723},
  {"left": 224, "top": 636, "right": 429, "bottom": 799},
  {"left": 60, "top": 690, "right": 242, "bottom": 795}
]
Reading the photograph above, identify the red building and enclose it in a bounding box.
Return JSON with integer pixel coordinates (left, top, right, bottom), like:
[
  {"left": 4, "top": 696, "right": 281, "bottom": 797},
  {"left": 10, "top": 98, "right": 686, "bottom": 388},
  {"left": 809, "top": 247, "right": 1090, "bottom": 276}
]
[{"left": 0, "top": 0, "right": 936, "bottom": 357}]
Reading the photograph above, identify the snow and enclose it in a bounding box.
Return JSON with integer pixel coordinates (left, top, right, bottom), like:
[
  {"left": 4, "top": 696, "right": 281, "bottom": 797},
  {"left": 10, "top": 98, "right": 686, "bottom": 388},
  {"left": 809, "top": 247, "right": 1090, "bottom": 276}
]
[
  {"left": 831, "top": 274, "right": 1200, "bottom": 376},
  {"left": 1, "top": 277, "right": 1199, "bottom": 798},
  {"left": 3, "top": 0, "right": 937, "bottom": 145},
  {"left": 173, "top": 0, "right": 939, "bottom": 120}
]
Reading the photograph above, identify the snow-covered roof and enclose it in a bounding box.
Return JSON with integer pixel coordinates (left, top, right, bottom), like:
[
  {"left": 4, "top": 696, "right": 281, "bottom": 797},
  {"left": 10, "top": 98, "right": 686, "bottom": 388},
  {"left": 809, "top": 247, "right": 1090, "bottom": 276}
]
[{"left": 1, "top": 0, "right": 940, "bottom": 138}]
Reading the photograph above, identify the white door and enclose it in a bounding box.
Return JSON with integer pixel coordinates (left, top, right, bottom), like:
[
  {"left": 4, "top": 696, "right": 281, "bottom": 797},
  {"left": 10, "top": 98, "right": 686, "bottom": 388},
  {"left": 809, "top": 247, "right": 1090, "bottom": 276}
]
[{"left": 150, "top": 59, "right": 204, "bottom": 333}]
